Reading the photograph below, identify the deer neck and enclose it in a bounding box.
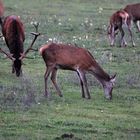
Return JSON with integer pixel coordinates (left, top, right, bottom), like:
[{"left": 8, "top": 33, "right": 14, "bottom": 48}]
[{"left": 90, "top": 65, "right": 111, "bottom": 86}]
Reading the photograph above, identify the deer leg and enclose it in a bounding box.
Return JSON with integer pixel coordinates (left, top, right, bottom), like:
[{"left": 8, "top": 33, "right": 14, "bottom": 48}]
[
  {"left": 50, "top": 68, "right": 63, "bottom": 97},
  {"left": 44, "top": 66, "right": 53, "bottom": 97},
  {"left": 77, "top": 71, "right": 85, "bottom": 98},
  {"left": 126, "top": 19, "right": 135, "bottom": 47},
  {"left": 128, "top": 25, "right": 135, "bottom": 47},
  {"left": 12, "top": 64, "right": 15, "bottom": 73},
  {"left": 20, "top": 68, "right": 23, "bottom": 76},
  {"left": 108, "top": 25, "right": 116, "bottom": 46},
  {"left": 136, "top": 21, "right": 140, "bottom": 32},
  {"left": 83, "top": 74, "right": 91, "bottom": 99},
  {"left": 110, "top": 27, "right": 115, "bottom": 46},
  {"left": 134, "top": 21, "right": 140, "bottom": 32},
  {"left": 12, "top": 60, "right": 15, "bottom": 74},
  {"left": 119, "top": 27, "right": 127, "bottom": 47},
  {"left": 77, "top": 69, "right": 91, "bottom": 99}
]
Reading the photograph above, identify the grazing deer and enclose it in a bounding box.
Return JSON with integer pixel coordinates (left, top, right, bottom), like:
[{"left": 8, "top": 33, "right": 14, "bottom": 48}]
[
  {"left": 40, "top": 43, "right": 116, "bottom": 100},
  {"left": 124, "top": 3, "right": 140, "bottom": 32},
  {"left": 108, "top": 9, "right": 135, "bottom": 47},
  {"left": 1, "top": 15, "right": 40, "bottom": 76}
]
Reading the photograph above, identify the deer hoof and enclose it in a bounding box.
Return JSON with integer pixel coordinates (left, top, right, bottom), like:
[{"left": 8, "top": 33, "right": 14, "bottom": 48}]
[
  {"left": 110, "top": 44, "right": 114, "bottom": 47},
  {"left": 59, "top": 94, "right": 63, "bottom": 97},
  {"left": 132, "top": 43, "right": 136, "bottom": 47},
  {"left": 82, "top": 95, "right": 86, "bottom": 98},
  {"left": 87, "top": 96, "right": 91, "bottom": 99},
  {"left": 44, "top": 92, "right": 50, "bottom": 98}
]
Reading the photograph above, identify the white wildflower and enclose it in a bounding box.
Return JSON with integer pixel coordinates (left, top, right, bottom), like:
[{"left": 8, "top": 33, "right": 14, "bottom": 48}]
[
  {"left": 58, "top": 22, "right": 62, "bottom": 25},
  {"left": 49, "top": 38, "right": 53, "bottom": 41}
]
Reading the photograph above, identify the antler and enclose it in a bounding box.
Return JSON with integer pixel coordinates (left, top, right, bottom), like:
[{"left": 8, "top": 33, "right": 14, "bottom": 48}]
[
  {"left": 0, "top": 35, "right": 15, "bottom": 61},
  {"left": 32, "top": 22, "right": 39, "bottom": 32},
  {"left": 0, "top": 48, "right": 15, "bottom": 61},
  {"left": 19, "top": 22, "right": 40, "bottom": 60}
]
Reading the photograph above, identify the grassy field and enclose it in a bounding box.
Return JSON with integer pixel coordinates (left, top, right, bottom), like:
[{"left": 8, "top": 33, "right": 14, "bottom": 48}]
[{"left": 0, "top": 0, "right": 140, "bottom": 140}]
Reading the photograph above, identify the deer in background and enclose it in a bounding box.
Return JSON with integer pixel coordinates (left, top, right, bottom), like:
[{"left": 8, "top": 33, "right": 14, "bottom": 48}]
[
  {"left": 108, "top": 9, "right": 135, "bottom": 47},
  {"left": 40, "top": 43, "right": 116, "bottom": 100},
  {"left": 1, "top": 15, "right": 40, "bottom": 76},
  {"left": 124, "top": 3, "right": 140, "bottom": 32}
]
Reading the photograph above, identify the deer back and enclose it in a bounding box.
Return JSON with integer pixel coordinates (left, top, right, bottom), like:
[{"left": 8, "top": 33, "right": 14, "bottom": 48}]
[
  {"left": 40, "top": 43, "right": 95, "bottom": 69},
  {"left": 124, "top": 3, "right": 140, "bottom": 21}
]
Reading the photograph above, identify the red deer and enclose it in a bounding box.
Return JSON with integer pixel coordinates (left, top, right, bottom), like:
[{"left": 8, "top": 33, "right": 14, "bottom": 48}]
[
  {"left": 108, "top": 9, "right": 135, "bottom": 47},
  {"left": 124, "top": 3, "right": 140, "bottom": 32},
  {"left": 1, "top": 15, "right": 40, "bottom": 76},
  {"left": 39, "top": 43, "right": 116, "bottom": 100}
]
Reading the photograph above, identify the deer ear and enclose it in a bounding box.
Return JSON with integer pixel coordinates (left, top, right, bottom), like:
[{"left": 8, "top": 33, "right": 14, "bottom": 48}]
[{"left": 110, "top": 73, "right": 116, "bottom": 84}]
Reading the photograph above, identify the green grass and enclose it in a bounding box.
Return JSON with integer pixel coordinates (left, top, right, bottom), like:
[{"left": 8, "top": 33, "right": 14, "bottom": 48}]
[{"left": 0, "top": 0, "right": 140, "bottom": 140}]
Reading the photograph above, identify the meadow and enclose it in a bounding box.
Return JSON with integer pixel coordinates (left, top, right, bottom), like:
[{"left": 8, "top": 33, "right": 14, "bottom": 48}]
[{"left": 0, "top": 0, "right": 140, "bottom": 139}]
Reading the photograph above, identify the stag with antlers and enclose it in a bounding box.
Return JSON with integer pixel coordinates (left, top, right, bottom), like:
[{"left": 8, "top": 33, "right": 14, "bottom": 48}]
[{"left": 1, "top": 15, "right": 40, "bottom": 76}]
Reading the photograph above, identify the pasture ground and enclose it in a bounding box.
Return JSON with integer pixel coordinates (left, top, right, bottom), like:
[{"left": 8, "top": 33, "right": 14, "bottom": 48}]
[{"left": 0, "top": 0, "right": 140, "bottom": 140}]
